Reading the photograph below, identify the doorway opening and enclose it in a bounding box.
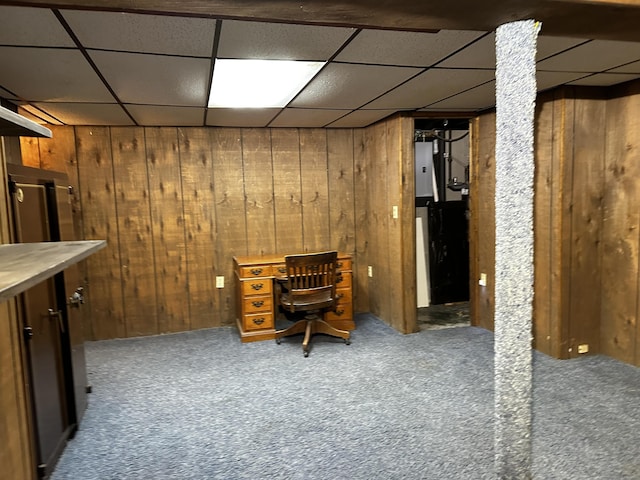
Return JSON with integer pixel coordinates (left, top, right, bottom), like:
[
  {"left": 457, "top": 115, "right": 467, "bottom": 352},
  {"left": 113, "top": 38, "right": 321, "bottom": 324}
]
[{"left": 414, "top": 118, "right": 471, "bottom": 331}]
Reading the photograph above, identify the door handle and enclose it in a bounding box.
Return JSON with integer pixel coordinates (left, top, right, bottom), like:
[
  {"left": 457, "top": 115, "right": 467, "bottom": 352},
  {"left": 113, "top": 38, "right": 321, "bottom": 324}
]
[
  {"left": 23, "top": 326, "right": 33, "bottom": 341},
  {"left": 49, "top": 309, "right": 65, "bottom": 333},
  {"left": 68, "top": 287, "right": 85, "bottom": 308}
]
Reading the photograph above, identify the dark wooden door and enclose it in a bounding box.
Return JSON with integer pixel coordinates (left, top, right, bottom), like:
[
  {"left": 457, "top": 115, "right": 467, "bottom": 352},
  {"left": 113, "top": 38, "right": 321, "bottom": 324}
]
[
  {"left": 51, "top": 183, "right": 88, "bottom": 423},
  {"left": 12, "top": 182, "right": 70, "bottom": 478}
]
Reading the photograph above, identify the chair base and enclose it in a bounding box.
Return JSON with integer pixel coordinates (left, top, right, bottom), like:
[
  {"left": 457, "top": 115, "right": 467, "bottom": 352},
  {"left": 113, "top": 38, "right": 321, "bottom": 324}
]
[{"left": 275, "top": 316, "right": 351, "bottom": 357}]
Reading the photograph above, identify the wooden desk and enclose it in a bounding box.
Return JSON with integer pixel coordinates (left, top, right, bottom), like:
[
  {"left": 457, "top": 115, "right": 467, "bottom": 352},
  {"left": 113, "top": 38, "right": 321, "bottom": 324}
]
[{"left": 233, "top": 253, "right": 355, "bottom": 342}]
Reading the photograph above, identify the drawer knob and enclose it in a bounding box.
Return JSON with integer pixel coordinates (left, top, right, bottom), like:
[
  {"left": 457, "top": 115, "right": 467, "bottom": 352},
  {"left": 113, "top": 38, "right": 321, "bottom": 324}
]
[
  {"left": 336, "top": 293, "right": 344, "bottom": 299},
  {"left": 251, "top": 283, "right": 264, "bottom": 291},
  {"left": 334, "top": 309, "right": 345, "bottom": 317},
  {"left": 337, "top": 262, "right": 343, "bottom": 268},
  {"left": 336, "top": 275, "right": 343, "bottom": 284},
  {"left": 253, "top": 317, "right": 265, "bottom": 325},
  {"left": 251, "top": 300, "right": 264, "bottom": 308},
  {"left": 277, "top": 267, "right": 286, "bottom": 274},
  {"left": 250, "top": 268, "right": 263, "bottom": 276}
]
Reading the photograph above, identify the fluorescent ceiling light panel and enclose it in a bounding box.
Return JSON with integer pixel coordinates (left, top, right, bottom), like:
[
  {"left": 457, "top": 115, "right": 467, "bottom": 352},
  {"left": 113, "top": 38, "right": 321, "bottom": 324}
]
[{"left": 208, "top": 59, "right": 324, "bottom": 108}]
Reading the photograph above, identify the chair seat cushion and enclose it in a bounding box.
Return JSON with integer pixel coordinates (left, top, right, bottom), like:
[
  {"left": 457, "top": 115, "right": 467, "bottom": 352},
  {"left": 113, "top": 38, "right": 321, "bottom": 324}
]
[{"left": 280, "top": 288, "right": 334, "bottom": 311}]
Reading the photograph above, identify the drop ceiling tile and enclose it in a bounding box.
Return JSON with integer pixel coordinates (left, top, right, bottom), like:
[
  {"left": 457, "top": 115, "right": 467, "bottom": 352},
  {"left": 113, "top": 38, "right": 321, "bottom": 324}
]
[
  {"left": 33, "top": 102, "right": 134, "bottom": 125},
  {"left": 127, "top": 105, "right": 205, "bottom": 126},
  {"left": 536, "top": 36, "right": 589, "bottom": 61},
  {"left": 218, "top": 20, "right": 355, "bottom": 61},
  {"left": 335, "top": 29, "right": 485, "bottom": 67},
  {"left": 365, "top": 68, "right": 495, "bottom": 110},
  {"left": 291, "top": 63, "right": 421, "bottom": 109},
  {"left": 0, "top": 47, "right": 114, "bottom": 102},
  {"left": 437, "top": 33, "right": 495, "bottom": 69},
  {"left": 206, "top": 108, "right": 280, "bottom": 127},
  {"left": 62, "top": 10, "right": 217, "bottom": 57},
  {"left": 89, "top": 51, "right": 211, "bottom": 106},
  {"left": 424, "top": 81, "right": 495, "bottom": 110},
  {"left": 327, "top": 109, "right": 397, "bottom": 128},
  {"left": 536, "top": 71, "right": 590, "bottom": 91},
  {"left": 0, "top": 6, "right": 75, "bottom": 47},
  {"left": 537, "top": 40, "right": 640, "bottom": 72},
  {"left": 568, "top": 72, "right": 640, "bottom": 87},
  {"left": 608, "top": 60, "right": 640, "bottom": 74},
  {"left": 269, "top": 108, "right": 349, "bottom": 127}
]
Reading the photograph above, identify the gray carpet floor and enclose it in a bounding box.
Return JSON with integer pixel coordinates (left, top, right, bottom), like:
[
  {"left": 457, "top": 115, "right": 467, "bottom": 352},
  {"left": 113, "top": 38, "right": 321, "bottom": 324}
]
[{"left": 50, "top": 314, "right": 640, "bottom": 480}]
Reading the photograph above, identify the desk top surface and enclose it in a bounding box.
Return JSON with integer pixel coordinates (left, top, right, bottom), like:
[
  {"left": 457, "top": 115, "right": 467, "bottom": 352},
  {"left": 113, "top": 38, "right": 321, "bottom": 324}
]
[
  {"left": 0, "top": 240, "right": 106, "bottom": 302},
  {"left": 234, "top": 252, "right": 351, "bottom": 266}
]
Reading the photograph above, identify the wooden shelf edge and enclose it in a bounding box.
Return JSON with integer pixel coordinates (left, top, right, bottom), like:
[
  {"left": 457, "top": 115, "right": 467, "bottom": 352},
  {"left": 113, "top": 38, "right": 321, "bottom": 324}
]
[
  {"left": 0, "top": 240, "right": 106, "bottom": 303},
  {"left": 0, "top": 105, "right": 52, "bottom": 138}
]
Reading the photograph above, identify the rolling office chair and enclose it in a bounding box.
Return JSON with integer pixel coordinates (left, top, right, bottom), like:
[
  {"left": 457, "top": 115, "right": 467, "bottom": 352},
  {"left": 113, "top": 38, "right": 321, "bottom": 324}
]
[{"left": 275, "top": 250, "right": 351, "bottom": 357}]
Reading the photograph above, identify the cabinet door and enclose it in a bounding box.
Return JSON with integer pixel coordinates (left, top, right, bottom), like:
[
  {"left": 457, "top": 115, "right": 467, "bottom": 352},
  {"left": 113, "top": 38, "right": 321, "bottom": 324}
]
[
  {"left": 52, "top": 183, "right": 88, "bottom": 423},
  {"left": 12, "top": 182, "right": 70, "bottom": 477}
]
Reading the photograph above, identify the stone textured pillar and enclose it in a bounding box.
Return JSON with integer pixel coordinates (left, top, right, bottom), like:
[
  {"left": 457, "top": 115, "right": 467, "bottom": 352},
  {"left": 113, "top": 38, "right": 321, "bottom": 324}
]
[{"left": 494, "top": 19, "right": 540, "bottom": 479}]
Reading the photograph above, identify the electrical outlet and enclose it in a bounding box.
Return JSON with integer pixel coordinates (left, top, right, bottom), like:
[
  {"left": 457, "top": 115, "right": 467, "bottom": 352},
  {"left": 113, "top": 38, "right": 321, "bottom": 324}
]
[
  {"left": 392, "top": 205, "right": 398, "bottom": 219},
  {"left": 368, "top": 266, "right": 373, "bottom": 278},
  {"left": 578, "top": 344, "right": 589, "bottom": 354},
  {"left": 479, "top": 273, "right": 487, "bottom": 287},
  {"left": 216, "top": 276, "right": 224, "bottom": 288}
]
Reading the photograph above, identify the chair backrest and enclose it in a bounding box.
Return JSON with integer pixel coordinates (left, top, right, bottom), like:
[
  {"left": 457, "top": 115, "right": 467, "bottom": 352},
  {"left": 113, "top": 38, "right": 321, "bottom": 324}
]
[{"left": 282, "top": 251, "right": 338, "bottom": 313}]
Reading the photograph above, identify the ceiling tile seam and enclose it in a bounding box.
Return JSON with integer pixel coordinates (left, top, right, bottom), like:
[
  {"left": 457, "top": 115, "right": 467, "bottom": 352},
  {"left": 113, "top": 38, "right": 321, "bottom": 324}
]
[
  {"left": 429, "top": 31, "right": 493, "bottom": 69},
  {"left": 344, "top": 32, "right": 496, "bottom": 113},
  {"left": 349, "top": 66, "right": 429, "bottom": 112},
  {"left": 420, "top": 78, "right": 495, "bottom": 109},
  {"left": 321, "top": 110, "right": 358, "bottom": 128},
  {"left": 203, "top": 19, "right": 223, "bottom": 126},
  {"left": 535, "top": 39, "right": 593, "bottom": 63},
  {"left": 601, "top": 59, "right": 640, "bottom": 74},
  {"left": 0, "top": 66, "right": 68, "bottom": 125},
  {"left": 22, "top": 104, "right": 65, "bottom": 125},
  {"left": 82, "top": 45, "right": 215, "bottom": 60},
  {"left": 0, "top": 44, "right": 77, "bottom": 51},
  {"left": 53, "top": 8, "right": 138, "bottom": 126},
  {"left": 266, "top": 28, "right": 363, "bottom": 127}
]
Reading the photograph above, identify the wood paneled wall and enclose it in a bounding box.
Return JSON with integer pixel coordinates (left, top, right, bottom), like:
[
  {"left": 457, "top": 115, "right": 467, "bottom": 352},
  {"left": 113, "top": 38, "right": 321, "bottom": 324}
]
[
  {"left": 469, "top": 112, "right": 496, "bottom": 331},
  {"left": 602, "top": 81, "right": 640, "bottom": 366},
  {"left": 359, "top": 115, "right": 417, "bottom": 334},
  {"left": 471, "top": 84, "right": 640, "bottom": 366},
  {"left": 0, "top": 138, "right": 34, "bottom": 480},
  {"left": 21, "top": 126, "right": 371, "bottom": 340}
]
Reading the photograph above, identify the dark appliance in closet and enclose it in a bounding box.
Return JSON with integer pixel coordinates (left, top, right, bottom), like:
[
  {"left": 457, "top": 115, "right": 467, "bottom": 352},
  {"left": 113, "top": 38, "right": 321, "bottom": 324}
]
[
  {"left": 426, "top": 199, "right": 470, "bottom": 305},
  {"left": 7, "top": 164, "right": 88, "bottom": 479}
]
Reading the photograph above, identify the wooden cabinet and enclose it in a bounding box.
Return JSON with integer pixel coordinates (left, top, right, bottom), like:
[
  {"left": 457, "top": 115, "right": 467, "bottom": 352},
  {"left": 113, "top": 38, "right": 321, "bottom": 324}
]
[
  {"left": 234, "top": 253, "right": 355, "bottom": 342},
  {"left": 8, "top": 164, "right": 90, "bottom": 478}
]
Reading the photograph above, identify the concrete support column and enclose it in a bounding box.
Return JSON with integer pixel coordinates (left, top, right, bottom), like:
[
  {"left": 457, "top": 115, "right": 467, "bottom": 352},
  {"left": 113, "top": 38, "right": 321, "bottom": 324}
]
[{"left": 494, "top": 19, "right": 541, "bottom": 479}]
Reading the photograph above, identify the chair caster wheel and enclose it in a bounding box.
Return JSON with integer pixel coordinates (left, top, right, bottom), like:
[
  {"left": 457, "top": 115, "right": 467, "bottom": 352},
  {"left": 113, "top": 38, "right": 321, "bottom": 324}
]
[
  {"left": 276, "top": 338, "right": 281, "bottom": 345},
  {"left": 345, "top": 338, "right": 351, "bottom": 345},
  {"left": 303, "top": 351, "right": 309, "bottom": 357}
]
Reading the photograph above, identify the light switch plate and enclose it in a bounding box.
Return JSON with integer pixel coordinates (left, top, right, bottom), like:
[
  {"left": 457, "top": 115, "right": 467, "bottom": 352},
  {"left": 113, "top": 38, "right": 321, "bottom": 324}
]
[{"left": 216, "top": 276, "right": 224, "bottom": 288}]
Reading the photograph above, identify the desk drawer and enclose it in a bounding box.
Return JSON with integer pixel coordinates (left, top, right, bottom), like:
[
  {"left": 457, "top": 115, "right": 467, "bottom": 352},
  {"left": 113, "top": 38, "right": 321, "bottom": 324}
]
[
  {"left": 243, "top": 312, "right": 274, "bottom": 331},
  {"left": 241, "top": 279, "right": 272, "bottom": 296},
  {"left": 239, "top": 265, "right": 271, "bottom": 278},
  {"left": 325, "top": 303, "right": 352, "bottom": 322},
  {"left": 335, "top": 272, "right": 352, "bottom": 289},
  {"left": 243, "top": 295, "right": 272, "bottom": 314},
  {"left": 272, "top": 263, "right": 287, "bottom": 278},
  {"left": 335, "top": 288, "right": 352, "bottom": 305},
  {"left": 336, "top": 258, "right": 352, "bottom": 272}
]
